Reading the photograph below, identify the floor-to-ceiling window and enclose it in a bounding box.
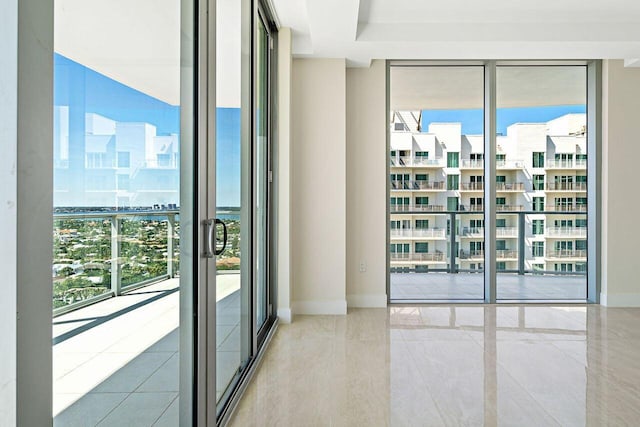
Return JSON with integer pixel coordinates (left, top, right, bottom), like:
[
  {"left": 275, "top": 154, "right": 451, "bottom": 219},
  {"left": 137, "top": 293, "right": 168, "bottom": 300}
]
[
  {"left": 388, "top": 61, "right": 598, "bottom": 303},
  {"left": 52, "top": 1, "right": 187, "bottom": 424},
  {"left": 389, "top": 65, "right": 485, "bottom": 300},
  {"left": 52, "top": 0, "right": 278, "bottom": 425}
]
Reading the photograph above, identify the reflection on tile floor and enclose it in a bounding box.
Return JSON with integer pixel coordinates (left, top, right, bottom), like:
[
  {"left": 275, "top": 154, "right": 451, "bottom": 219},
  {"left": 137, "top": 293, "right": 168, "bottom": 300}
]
[
  {"left": 391, "top": 273, "right": 587, "bottom": 300},
  {"left": 230, "top": 305, "right": 640, "bottom": 426}
]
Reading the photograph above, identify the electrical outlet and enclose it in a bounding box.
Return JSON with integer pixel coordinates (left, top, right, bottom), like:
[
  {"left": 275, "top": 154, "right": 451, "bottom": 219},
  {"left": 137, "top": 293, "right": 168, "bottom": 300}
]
[{"left": 359, "top": 262, "right": 366, "bottom": 272}]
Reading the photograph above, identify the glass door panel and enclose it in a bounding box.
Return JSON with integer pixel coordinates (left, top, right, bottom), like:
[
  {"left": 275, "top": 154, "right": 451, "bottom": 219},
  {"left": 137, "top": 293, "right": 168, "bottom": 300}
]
[
  {"left": 215, "top": 0, "right": 251, "bottom": 409},
  {"left": 495, "top": 66, "right": 587, "bottom": 300},
  {"left": 389, "top": 65, "right": 484, "bottom": 301}
]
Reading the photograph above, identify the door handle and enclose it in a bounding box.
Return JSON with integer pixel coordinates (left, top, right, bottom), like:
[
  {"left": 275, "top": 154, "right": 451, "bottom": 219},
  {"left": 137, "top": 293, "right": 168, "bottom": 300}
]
[
  {"left": 204, "top": 218, "right": 228, "bottom": 257},
  {"left": 214, "top": 218, "right": 227, "bottom": 256}
]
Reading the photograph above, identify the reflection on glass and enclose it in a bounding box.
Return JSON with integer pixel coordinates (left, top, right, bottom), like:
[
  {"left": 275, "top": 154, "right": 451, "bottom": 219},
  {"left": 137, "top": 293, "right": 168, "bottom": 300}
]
[
  {"left": 215, "top": 0, "right": 250, "bottom": 408},
  {"left": 496, "top": 66, "right": 587, "bottom": 300},
  {"left": 52, "top": 2, "right": 182, "bottom": 423},
  {"left": 389, "top": 66, "right": 484, "bottom": 300}
]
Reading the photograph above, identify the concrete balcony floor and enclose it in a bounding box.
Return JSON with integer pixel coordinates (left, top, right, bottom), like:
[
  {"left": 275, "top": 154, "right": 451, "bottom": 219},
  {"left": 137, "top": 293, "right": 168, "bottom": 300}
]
[
  {"left": 53, "top": 273, "right": 241, "bottom": 426},
  {"left": 391, "top": 273, "right": 587, "bottom": 300}
]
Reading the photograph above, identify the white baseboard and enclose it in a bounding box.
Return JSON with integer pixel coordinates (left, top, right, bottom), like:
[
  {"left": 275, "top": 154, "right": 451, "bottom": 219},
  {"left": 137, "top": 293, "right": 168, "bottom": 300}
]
[
  {"left": 277, "top": 307, "right": 292, "bottom": 324},
  {"left": 347, "top": 293, "right": 388, "bottom": 308},
  {"left": 600, "top": 292, "right": 640, "bottom": 307},
  {"left": 291, "top": 300, "right": 347, "bottom": 315}
]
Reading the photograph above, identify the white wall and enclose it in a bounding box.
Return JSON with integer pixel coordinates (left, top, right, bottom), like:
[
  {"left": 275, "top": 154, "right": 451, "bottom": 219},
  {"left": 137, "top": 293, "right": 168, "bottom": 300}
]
[
  {"left": 291, "top": 58, "right": 347, "bottom": 314},
  {"left": 601, "top": 60, "right": 640, "bottom": 306},
  {"left": 346, "top": 60, "right": 388, "bottom": 307}
]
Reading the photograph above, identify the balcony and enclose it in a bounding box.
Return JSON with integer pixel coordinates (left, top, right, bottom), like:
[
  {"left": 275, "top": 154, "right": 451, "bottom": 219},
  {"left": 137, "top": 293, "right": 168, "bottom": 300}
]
[
  {"left": 459, "top": 250, "right": 484, "bottom": 260},
  {"left": 460, "top": 159, "right": 483, "bottom": 169},
  {"left": 390, "top": 252, "right": 446, "bottom": 262},
  {"left": 496, "top": 204, "right": 524, "bottom": 212},
  {"left": 52, "top": 210, "right": 241, "bottom": 423},
  {"left": 546, "top": 159, "right": 587, "bottom": 169},
  {"left": 497, "top": 159, "right": 525, "bottom": 170},
  {"left": 496, "top": 227, "right": 518, "bottom": 237},
  {"left": 390, "top": 228, "right": 447, "bottom": 239},
  {"left": 390, "top": 204, "right": 446, "bottom": 213},
  {"left": 545, "top": 182, "right": 587, "bottom": 192},
  {"left": 391, "top": 180, "right": 445, "bottom": 191},
  {"left": 546, "top": 227, "right": 588, "bottom": 238},
  {"left": 544, "top": 205, "right": 588, "bottom": 212},
  {"left": 462, "top": 227, "right": 484, "bottom": 237},
  {"left": 546, "top": 250, "right": 587, "bottom": 259},
  {"left": 460, "top": 182, "right": 484, "bottom": 191},
  {"left": 458, "top": 249, "right": 518, "bottom": 260},
  {"left": 496, "top": 182, "right": 524, "bottom": 192},
  {"left": 390, "top": 157, "right": 444, "bottom": 168}
]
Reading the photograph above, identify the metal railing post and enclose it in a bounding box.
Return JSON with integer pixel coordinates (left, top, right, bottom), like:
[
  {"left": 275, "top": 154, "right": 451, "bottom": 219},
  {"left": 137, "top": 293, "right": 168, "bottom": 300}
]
[
  {"left": 449, "top": 212, "right": 457, "bottom": 273},
  {"left": 518, "top": 212, "right": 525, "bottom": 275},
  {"left": 167, "top": 214, "right": 175, "bottom": 278},
  {"left": 111, "top": 216, "right": 122, "bottom": 296}
]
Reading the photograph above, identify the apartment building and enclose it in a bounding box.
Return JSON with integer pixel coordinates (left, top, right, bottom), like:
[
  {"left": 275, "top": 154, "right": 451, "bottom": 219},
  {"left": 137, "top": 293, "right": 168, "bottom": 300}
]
[{"left": 390, "top": 111, "right": 588, "bottom": 275}]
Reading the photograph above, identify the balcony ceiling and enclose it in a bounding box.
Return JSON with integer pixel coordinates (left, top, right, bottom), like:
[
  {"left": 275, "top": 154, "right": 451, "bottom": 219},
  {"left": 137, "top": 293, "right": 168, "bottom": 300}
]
[{"left": 271, "top": 0, "right": 640, "bottom": 67}]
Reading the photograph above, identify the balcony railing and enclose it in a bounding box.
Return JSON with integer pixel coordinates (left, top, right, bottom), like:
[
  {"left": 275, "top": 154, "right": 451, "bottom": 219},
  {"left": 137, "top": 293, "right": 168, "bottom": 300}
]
[
  {"left": 545, "top": 227, "right": 588, "bottom": 237},
  {"left": 496, "top": 205, "right": 524, "bottom": 211},
  {"left": 390, "top": 228, "right": 447, "bottom": 239},
  {"left": 462, "top": 227, "right": 484, "bottom": 237},
  {"left": 545, "top": 182, "right": 587, "bottom": 191},
  {"left": 458, "top": 249, "right": 518, "bottom": 260},
  {"left": 390, "top": 157, "right": 444, "bottom": 167},
  {"left": 390, "top": 252, "right": 446, "bottom": 262},
  {"left": 391, "top": 180, "right": 445, "bottom": 190},
  {"left": 390, "top": 204, "right": 446, "bottom": 213},
  {"left": 544, "top": 205, "right": 587, "bottom": 212},
  {"left": 546, "top": 250, "right": 587, "bottom": 259},
  {"left": 497, "top": 160, "right": 525, "bottom": 169},
  {"left": 53, "top": 210, "right": 180, "bottom": 315},
  {"left": 546, "top": 159, "right": 587, "bottom": 169},
  {"left": 496, "top": 227, "right": 518, "bottom": 237},
  {"left": 461, "top": 182, "right": 484, "bottom": 191},
  {"left": 460, "top": 159, "right": 483, "bottom": 168},
  {"left": 496, "top": 182, "right": 524, "bottom": 191}
]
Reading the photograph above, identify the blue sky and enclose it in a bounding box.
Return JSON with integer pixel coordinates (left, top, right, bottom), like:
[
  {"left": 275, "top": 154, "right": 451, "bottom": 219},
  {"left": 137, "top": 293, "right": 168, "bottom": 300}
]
[
  {"left": 55, "top": 53, "right": 241, "bottom": 207},
  {"left": 422, "top": 105, "right": 586, "bottom": 135}
]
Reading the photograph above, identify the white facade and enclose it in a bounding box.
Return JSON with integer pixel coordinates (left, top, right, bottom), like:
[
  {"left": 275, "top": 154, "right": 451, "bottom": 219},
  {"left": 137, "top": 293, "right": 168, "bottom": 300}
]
[
  {"left": 54, "top": 107, "right": 179, "bottom": 209},
  {"left": 390, "top": 111, "right": 588, "bottom": 274}
]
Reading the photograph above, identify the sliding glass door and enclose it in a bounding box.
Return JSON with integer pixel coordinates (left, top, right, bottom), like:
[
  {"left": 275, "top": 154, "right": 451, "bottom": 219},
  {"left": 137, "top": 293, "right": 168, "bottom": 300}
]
[{"left": 388, "top": 61, "right": 598, "bottom": 303}]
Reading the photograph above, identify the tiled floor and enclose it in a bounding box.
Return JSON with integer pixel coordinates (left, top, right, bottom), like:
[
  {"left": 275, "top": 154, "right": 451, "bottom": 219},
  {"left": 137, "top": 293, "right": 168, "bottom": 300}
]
[
  {"left": 391, "top": 273, "right": 586, "bottom": 300},
  {"left": 230, "top": 305, "right": 640, "bottom": 426},
  {"left": 53, "top": 274, "right": 242, "bottom": 426}
]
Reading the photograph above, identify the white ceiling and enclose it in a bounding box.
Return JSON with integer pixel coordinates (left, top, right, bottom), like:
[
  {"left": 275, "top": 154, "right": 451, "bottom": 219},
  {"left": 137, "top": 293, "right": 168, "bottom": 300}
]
[
  {"left": 391, "top": 66, "right": 587, "bottom": 110},
  {"left": 271, "top": 0, "right": 640, "bottom": 67}
]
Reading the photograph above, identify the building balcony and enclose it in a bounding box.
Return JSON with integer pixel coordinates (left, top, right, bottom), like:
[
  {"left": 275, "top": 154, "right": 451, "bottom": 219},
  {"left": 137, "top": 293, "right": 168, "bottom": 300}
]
[
  {"left": 496, "top": 182, "right": 525, "bottom": 192},
  {"left": 390, "top": 180, "right": 445, "bottom": 191},
  {"left": 460, "top": 182, "right": 484, "bottom": 191},
  {"left": 545, "top": 227, "right": 588, "bottom": 238},
  {"left": 546, "top": 250, "right": 587, "bottom": 259},
  {"left": 390, "top": 252, "right": 446, "bottom": 262},
  {"left": 462, "top": 227, "right": 484, "bottom": 237},
  {"left": 459, "top": 250, "right": 484, "bottom": 260},
  {"left": 497, "top": 160, "right": 525, "bottom": 169},
  {"left": 390, "top": 204, "right": 446, "bottom": 213},
  {"left": 390, "top": 228, "right": 447, "bottom": 239},
  {"left": 460, "top": 227, "right": 517, "bottom": 238},
  {"left": 460, "top": 159, "right": 483, "bottom": 169},
  {"left": 545, "top": 182, "right": 587, "bottom": 192},
  {"left": 546, "top": 159, "right": 587, "bottom": 169},
  {"left": 496, "top": 227, "right": 518, "bottom": 237},
  {"left": 544, "top": 205, "right": 587, "bottom": 212},
  {"left": 496, "top": 204, "right": 524, "bottom": 212},
  {"left": 390, "top": 157, "right": 444, "bottom": 168}
]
